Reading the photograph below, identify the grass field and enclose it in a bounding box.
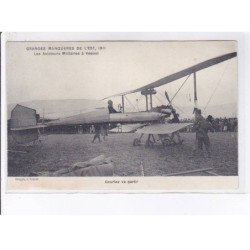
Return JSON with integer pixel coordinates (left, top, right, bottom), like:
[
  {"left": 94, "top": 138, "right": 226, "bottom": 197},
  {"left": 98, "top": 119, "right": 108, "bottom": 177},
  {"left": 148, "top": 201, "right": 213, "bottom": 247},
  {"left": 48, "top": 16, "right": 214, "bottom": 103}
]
[{"left": 8, "top": 132, "right": 238, "bottom": 177}]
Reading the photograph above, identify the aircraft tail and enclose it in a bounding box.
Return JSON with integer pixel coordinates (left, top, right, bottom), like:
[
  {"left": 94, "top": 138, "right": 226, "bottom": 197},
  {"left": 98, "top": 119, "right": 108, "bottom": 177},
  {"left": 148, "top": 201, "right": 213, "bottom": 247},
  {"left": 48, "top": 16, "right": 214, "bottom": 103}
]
[{"left": 10, "top": 104, "right": 41, "bottom": 144}]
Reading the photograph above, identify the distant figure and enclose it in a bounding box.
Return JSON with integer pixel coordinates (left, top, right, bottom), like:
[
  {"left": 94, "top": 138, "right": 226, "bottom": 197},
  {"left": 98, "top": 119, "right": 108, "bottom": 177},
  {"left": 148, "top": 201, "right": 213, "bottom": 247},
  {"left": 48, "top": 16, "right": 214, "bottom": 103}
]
[
  {"left": 101, "top": 123, "right": 108, "bottom": 141},
  {"left": 213, "top": 118, "right": 220, "bottom": 132},
  {"left": 108, "top": 100, "right": 118, "bottom": 113},
  {"left": 206, "top": 115, "right": 213, "bottom": 124},
  {"left": 90, "top": 125, "right": 95, "bottom": 134},
  {"left": 233, "top": 118, "right": 238, "bottom": 132},
  {"left": 92, "top": 124, "right": 102, "bottom": 143},
  {"left": 193, "top": 109, "right": 214, "bottom": 157},
  {"left": 206, "top": 115, "right": 214, "bottom": 132},
  {"left": 219, "top": 119, "right": 224, "bottom": 132},
  {"left": 229, "top": 119, "right": 234, "bottom": 132},
  {"left": 223, "top": 118, "right": 228, "bottom": 132}
]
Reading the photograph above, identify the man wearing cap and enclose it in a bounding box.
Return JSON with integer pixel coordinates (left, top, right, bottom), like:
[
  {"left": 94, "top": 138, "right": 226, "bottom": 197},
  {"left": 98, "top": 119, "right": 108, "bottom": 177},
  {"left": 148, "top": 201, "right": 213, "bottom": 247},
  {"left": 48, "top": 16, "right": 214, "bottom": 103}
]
[{"left": 193, "top": 109, "right": 214, "bottom": 157}]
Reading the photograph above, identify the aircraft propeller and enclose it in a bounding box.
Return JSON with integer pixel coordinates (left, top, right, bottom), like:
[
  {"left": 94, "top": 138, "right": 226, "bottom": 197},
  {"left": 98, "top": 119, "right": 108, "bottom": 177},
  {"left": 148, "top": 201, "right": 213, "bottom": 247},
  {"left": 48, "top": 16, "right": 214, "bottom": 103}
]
[{"left": 164, "top": 91, "right": 174, "bottom": 111}]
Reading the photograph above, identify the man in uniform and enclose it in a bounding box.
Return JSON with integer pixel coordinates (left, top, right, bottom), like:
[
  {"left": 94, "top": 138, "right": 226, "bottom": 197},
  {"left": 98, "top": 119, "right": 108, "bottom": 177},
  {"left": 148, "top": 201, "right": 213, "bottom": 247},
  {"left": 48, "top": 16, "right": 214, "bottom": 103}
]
[{"left": 193, "top": 109, "right": 214, "bottom": 157}]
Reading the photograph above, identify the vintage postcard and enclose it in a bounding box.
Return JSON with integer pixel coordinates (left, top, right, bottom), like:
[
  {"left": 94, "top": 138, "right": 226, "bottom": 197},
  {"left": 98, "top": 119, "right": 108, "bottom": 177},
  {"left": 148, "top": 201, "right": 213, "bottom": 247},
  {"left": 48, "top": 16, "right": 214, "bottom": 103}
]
[{"left": 2, "top": 33, "right": 239, "bottom": 192}]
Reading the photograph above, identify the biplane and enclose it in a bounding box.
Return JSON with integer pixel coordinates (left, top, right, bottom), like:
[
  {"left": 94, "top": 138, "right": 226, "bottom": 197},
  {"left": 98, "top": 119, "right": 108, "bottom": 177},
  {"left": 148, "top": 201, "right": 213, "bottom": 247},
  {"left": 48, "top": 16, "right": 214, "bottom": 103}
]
[{"left": 9, "top": 52, "right": 237, "bottom": 147}]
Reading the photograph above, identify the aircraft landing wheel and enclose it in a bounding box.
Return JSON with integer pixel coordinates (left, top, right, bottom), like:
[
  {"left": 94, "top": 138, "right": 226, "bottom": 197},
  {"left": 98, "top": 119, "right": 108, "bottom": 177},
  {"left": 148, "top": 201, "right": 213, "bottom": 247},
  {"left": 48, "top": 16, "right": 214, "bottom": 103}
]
[
  {"left": 162, "top": 138, "right": 171, "bottom": 147},
  {"left": 133, "top": 138, "right": 141, "bottom": 146},
  {"left": 145, "top": 140, "right": 154, "bottom": 148}
]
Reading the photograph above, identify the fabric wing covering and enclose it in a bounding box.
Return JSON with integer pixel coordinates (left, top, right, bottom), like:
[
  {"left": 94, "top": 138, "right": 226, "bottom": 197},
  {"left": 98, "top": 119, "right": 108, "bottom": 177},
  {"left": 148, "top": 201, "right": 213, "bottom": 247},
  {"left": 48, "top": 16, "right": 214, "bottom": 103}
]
[
  {"left": 105, "top": 52, "right": 237, "bottom": 98},
  {"left": 109, "top": 123, "right": 146, "bottom": 133},
  {"left": 135, "top": 123, "right": 192, "bottom": 135}
]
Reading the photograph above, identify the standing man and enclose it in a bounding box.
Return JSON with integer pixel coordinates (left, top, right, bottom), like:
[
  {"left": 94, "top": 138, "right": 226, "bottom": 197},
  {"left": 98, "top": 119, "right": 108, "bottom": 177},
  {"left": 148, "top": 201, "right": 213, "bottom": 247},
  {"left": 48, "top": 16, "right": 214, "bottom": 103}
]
[
  {"left": 101, "top": 123, "right": 108, "bottom": 141},
  {"left": 92, "top": 124, "right": 102, "bottom": 143},
  {"left": 193, "top": 109, "right": 213, "bottom": 157},
  {"left": 206, "top": 115, "right": 215, "bottom": 132}
]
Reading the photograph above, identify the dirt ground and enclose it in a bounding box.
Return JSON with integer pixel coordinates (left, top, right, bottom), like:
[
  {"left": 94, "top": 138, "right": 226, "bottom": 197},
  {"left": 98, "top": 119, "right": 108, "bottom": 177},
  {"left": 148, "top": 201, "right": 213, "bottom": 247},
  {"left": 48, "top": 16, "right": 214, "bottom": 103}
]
[{"left": 7, "top": 132, "right": 238, "bottom": 176}]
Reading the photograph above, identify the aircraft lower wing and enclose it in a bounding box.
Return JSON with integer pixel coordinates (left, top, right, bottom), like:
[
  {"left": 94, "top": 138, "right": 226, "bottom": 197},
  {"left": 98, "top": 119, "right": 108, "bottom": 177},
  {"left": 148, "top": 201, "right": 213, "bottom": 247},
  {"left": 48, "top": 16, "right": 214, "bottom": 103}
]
[
  {"left": 109, "top": 123, "right": 146, "bottom": 133},
  {"left": 135, "top": 123, "right": 192, "bottom": 135}
]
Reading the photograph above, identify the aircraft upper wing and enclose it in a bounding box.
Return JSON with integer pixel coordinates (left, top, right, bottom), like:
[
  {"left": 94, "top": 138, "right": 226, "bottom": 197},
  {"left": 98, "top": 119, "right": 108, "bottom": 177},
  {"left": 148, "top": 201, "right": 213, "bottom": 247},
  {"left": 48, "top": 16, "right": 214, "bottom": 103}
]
[
  {"left": 104, "top": 52, "right": 237, "bottom": 98},
  {"left": 135, "top": 123, "right": 192, "bottom": 135}
]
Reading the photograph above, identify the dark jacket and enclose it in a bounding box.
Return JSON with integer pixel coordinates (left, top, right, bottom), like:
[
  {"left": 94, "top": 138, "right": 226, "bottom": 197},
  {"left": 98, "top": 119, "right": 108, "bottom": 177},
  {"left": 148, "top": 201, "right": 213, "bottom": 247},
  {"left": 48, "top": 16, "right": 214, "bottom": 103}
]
[
  {"left": 108, "top": 106, "right": 117, "bottom": 113},
  {"left": 194, "top": 116, "right": 213, "bottom": 138}
]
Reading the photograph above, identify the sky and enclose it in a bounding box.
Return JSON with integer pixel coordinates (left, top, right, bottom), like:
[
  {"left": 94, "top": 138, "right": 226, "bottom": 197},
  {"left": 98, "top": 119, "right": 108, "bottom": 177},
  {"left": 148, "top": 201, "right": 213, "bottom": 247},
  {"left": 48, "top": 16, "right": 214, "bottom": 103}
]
[{"left": 6, "top": 40, "right": 237, "bottom": 115}]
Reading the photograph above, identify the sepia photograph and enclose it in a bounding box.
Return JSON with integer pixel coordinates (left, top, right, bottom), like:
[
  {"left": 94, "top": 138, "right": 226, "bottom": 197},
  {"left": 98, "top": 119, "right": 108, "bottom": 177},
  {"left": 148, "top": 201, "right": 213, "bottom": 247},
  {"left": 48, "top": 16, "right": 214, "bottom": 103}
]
[
  {"left": 1, "top": 1, "right": 250, "bottom": 247},
  {"left": 4, "top": 36, "right": 238, "bottom": 191}
]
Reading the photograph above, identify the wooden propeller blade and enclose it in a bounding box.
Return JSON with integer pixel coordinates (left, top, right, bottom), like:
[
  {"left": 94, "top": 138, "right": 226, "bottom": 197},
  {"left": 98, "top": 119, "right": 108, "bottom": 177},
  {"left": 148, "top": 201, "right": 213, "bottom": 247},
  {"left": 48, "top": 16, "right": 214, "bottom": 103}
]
[{"left": 165, "top": 91, "right": 171, "bottom": 103}]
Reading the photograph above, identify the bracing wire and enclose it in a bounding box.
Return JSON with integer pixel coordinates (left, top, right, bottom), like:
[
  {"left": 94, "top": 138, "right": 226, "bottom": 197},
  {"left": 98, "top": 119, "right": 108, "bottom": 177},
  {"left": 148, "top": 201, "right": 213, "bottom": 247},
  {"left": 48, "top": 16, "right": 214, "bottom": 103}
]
[
  {"left": 134, "top": 93, "right": 142, "bottom": 111},
  {"left": 157, "top": 74, "right": 191, "bottom": 107},
  {"left": 125, "top": 95, "right": 138, "bottom": 112},
  {"left": 158, "top": 91, "right": 167, "bottom": 100},
  {"left": 168, "top": 74, "right": 191, "bottom": 105},
  {"left": 173, "top": 104, "right": 188, "bottom": 116},
  {"left": 154, "top": 94, "right": 165, "bottom": 106},
  {"left": 141, "top": 74, "right": 191, "bottom": 116},
  {"left": 156, "top": 88, "right": 188, "bottom": 116},
  {"left": 203, "top": 61, "right": 230, "bottom": 111},
  {"left": 186, "top": 77, "right": 192, "bottom": 102}
]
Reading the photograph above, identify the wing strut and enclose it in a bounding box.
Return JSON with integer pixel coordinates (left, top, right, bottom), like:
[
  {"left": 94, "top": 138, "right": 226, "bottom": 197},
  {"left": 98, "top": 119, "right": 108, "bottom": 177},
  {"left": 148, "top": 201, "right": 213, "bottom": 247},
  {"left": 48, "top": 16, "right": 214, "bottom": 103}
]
[
  {"left": 121, "top": 95, "right": 125, "bottom": 113},
  {"left": 145, "top": 94, "right": 148, "bottom": 111},
  {"left": 193, "top": 72, "right": 198, "bottom": 108}
]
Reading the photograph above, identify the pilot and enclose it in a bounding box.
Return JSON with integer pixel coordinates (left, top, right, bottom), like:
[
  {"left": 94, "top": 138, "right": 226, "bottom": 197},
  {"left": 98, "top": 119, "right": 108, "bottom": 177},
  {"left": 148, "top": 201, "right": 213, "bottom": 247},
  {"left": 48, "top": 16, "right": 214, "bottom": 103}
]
[
  {"left": 193, "top": 109, "right": 214, "bottom": 157},
  {"left": 108, "top": 100, "right": 118, "bottom": 113}
]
